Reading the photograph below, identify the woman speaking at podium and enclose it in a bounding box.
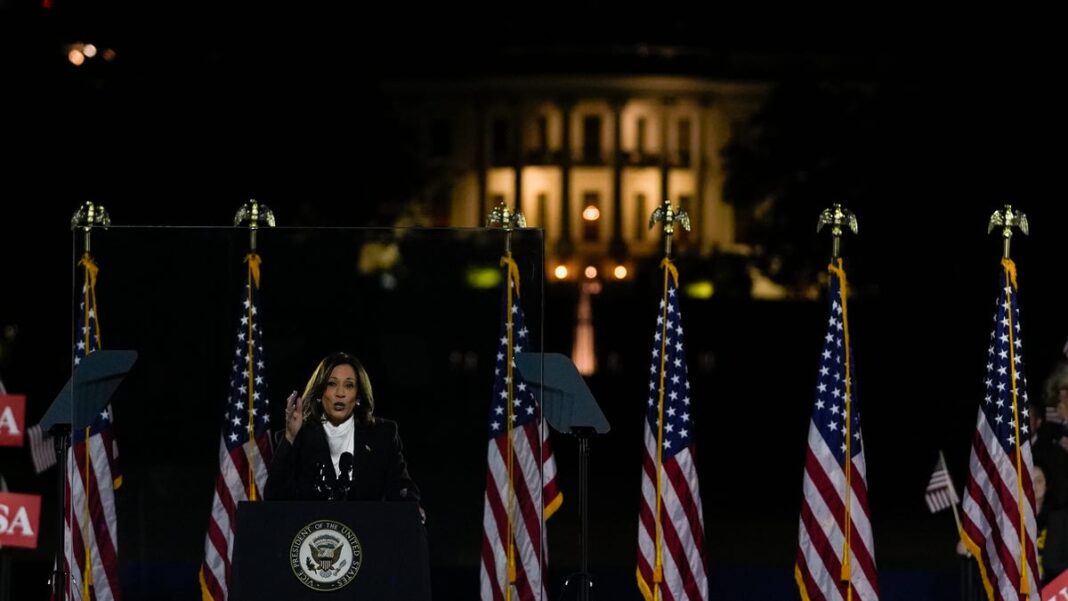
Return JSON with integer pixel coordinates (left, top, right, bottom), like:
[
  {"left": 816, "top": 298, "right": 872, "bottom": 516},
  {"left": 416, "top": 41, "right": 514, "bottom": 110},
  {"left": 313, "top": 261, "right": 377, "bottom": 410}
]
[{"left": 264, "top": 352, "right": 421, "bottom": 506}]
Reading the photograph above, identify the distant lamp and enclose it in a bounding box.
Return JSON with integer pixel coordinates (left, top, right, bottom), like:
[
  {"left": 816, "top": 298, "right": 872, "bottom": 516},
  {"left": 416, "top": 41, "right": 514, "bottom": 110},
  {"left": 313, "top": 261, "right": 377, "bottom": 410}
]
[
  {"left": 582, "top": 205, "right": 600, "bottom": 221},
  {"left": 684, "top": 280, "right": 714, "bottom": 299},
  {"left": 68, "top": 48, "right": 85, "bottom": 66},
  {"left": 465, "top": 266, "right": 502, "bottom": 289},
  {"left": 554, "top": 265, "right": 569, "bottom": 280},
  {"left": 584, "top": 266, "right": 598, "bottom": 279},
  {"left": 102, "top": 48, "right": 117, "bottom": 62},
  {"left": 83, "top": 44, "right": 98, "bottom": 58},
  {"left": 613, "top": 265, "right": 628, "bottom": 280}
]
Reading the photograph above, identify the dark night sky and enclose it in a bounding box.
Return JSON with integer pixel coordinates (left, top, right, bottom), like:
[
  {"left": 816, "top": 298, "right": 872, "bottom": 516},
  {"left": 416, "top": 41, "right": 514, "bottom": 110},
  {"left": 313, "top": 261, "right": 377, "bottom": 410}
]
[
  {"left": 2, "top": 4, "right": 1063, "bottom": 217},
  {"left": 2, "top": 4, "right": 1068, "bottom": 600}
]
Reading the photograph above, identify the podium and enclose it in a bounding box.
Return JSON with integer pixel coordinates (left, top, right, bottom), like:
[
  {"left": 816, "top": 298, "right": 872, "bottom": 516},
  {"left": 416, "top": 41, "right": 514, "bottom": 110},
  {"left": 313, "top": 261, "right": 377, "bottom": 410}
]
[{"left": 231, "top": 501, "right": 430, "bottom": 600}]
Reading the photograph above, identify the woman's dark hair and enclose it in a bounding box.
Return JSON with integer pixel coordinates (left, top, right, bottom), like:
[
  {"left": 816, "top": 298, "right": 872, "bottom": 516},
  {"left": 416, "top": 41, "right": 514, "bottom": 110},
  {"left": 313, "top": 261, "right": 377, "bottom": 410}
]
[
  {"left": 1043, "top": 361, "right": 1068, "bottom": 406},
  {"left": 1034, "top": 455, "right": 1068, "bottom": 511},
  {"left": 300, "top": 352, "right": 375, "bottom": 425}
]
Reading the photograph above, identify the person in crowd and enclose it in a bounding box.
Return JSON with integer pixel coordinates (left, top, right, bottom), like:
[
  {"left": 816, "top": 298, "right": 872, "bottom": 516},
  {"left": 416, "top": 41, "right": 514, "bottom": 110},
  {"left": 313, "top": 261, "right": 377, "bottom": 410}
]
[
  {"left": 1031, "top": 398, "right": 1068, "bottom": 509},
  {"left": 1041, "top": 361, "right": 1068, "bottom": 449},
  {"left": 1034, "top": 460, "right": 1068, "bottom": 585},
  {"left": 264, "top": 351, "right": 421, "bottom": 508}
]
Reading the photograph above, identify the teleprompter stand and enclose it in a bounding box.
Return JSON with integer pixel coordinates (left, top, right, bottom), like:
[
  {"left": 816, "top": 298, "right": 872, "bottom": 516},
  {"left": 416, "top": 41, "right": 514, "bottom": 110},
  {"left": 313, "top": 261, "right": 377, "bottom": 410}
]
[
  {"left": 39, "top": 350, "right": 137, "bottom": 601},
  {"left": 516, "top": 352, "right": 609, "bottom": 601}
]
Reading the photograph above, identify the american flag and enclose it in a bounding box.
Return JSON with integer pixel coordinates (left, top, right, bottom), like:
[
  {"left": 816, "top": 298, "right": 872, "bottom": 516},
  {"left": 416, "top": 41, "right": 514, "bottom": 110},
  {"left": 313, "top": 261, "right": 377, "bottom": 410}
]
[
  {"left": 961, "top": 259, "right": 1041, "bottom": 600},
  {"left": 65, "top": 253, "right": 123, "bottom": 601},
  {"left": 925, "top": 452, "right": 960, "bottom": 514},
  {"left": 636, "top": 260, "right": 708, "bottom": 601},
  {"left": 27, "top": 421, "right": 57, "bottom": 473},
  {"left": 480, "top": 255, "right": 562, "bottom": 601},
  {"left": 795, "top": 261, "right": 879, "bottom": 601},
  {"left": 199, "top": 254, "right": 273, "bottom": 601}
]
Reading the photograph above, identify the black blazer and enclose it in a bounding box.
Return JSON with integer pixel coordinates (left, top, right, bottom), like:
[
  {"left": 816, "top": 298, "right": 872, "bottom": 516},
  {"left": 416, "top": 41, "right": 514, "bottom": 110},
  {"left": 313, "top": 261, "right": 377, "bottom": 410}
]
[
  {"left": 264, "top": 417, "right": 420, "bottom": 503},
  {"left": 1044, "top": 508, "right": 1068, "bottom": 584}
]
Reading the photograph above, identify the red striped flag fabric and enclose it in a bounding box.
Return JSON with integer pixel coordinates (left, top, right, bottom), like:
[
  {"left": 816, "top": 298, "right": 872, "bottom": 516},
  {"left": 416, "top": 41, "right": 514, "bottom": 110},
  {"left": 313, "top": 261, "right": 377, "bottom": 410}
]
[
  {"left": 199, "top": 254, "right": 273, "bottom": 601},
  {"left": 480, "top": 255, "right": 562, "bottom": 601},
  {"left": 795, "top": 260, "right": 879, "bottom": 601},
  {"left": 636, "top": 259, "right": 708, "bottom": 600},
  {"left": 961, "top": 258, "right": 1040, "bottom": 600},
  {"left": 65, "top": 253, "right": 123, "bottom": 601}
]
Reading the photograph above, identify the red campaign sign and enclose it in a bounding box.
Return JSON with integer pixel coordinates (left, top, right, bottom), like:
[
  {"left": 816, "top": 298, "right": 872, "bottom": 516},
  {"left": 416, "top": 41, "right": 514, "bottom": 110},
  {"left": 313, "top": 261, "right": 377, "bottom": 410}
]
[
  {"left": 0, "top": 492, "right": 41, "bottom": 549},
  {"left": 1044, "top": 568, "right": 1068, "bottom": 601},
  {"left": 0, "top": 394, "right": 26, "bottom": 447}
]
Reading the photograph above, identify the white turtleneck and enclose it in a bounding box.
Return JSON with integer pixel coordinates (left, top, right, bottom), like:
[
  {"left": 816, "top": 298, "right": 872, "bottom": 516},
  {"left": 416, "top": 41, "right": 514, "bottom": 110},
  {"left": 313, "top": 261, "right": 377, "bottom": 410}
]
[{"left": 322, "top": 415, "right": 355, "bottom": 478}]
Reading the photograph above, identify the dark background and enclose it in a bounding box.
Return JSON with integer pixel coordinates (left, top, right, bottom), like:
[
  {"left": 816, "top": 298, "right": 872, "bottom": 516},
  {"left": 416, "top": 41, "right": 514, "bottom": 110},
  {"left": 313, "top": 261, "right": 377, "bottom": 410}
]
[{"left": 2, "top": 3, "right": 1067, "bottom": 600}]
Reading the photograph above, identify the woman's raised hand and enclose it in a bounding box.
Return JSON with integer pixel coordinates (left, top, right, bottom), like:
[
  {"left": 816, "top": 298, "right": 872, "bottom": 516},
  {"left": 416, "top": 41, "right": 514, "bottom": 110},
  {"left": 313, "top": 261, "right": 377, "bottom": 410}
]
[{"left": 285, "top": 391, "right": 304, "bottom": 443}]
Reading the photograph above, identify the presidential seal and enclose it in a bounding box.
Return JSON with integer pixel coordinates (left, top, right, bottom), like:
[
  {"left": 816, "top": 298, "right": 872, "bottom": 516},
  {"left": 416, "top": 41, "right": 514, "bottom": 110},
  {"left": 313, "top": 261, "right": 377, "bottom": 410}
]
[{"left": 289, "top": 520, "right": 363, "bottom": 591}]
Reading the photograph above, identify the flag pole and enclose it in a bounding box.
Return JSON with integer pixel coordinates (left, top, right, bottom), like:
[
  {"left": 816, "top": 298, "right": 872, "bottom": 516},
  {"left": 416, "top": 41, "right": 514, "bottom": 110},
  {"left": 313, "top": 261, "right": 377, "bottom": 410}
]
[
  {"left": 68, "top": 201, "right": 110, "bottom": 601},
  {"left": 649, "top": 199, "right": 690, "bottom": 261},
  {"left": 817, "top": 204, "right": 858, "bottom": 597},
  {"left": 233, "top": 199, "right": 275, "bottom": 502},
  {"left": 987, "top": 204, "right": 1031, "bottom": 594},
  {"left": 648, "top": 199, "right": 690, "bottom": 599},
  {"left": 987, "top": 204, "right": 1028, "bottom": 261},
  {"left": 486, "top": 200, "right": 526, "bottom": 601},
  {"left": 816, "top": 203, "right": 857, "bottom": 263},
  {"left": 71, "top": 201, "right": 111, "bottom": 257},
  {"left": 943, "top": 467, "right": 969, "bottom": 593}
]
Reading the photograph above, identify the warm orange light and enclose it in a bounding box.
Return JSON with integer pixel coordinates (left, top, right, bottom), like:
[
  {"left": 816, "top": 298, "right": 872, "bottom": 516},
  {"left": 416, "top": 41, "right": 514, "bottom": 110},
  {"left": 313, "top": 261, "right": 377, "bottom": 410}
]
[
  {"left": 554, "top": 265, "right": 569, "bottom": 279},
  {"left": 584, "top": 266, "right": 598, "bottom": 279},
  {"left": 83, "top": 43, "right": 98, "bottom": 58},
  {"left": 102, "top": 48, "right": 117, "bottom": 62},
  {"left": 613, "top": 265, "right": 628, "bottom": 279},
  {"left": 582, "top": 205, "right": 600, "bottom": 221},
  {"left": 68, "top": 48, "right": 85, "bottom": 66}
]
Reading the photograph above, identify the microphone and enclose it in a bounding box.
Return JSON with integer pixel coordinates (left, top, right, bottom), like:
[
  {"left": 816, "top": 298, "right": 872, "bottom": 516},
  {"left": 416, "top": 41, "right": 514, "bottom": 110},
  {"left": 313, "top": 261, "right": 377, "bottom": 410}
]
[
  {"left": 313, "top": 462, "right": 332, "bottom": 499},
  {"left": 335, "top": 452, "right": 354, "bottom": 500}
]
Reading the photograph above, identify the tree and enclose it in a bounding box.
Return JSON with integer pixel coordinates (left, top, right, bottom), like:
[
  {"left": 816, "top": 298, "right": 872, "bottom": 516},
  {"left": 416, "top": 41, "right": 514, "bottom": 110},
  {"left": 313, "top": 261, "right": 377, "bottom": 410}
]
[{"left": 722, "top": 79, "right": 895, "bottom": 295}]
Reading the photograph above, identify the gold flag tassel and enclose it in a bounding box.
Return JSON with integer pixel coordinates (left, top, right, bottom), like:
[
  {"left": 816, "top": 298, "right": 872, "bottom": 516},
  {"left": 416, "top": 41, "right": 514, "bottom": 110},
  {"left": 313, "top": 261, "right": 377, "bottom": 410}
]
[
  {"left": 652, "top": 258, "right": 680, "bottom": 599},
  {"left": 79, "top": 252, "right": 101, "bottom": 600},
  {"left": 70, "top": 201, "right": 111, "bottom": 600},
  {"left": 233, "top": 199, "right": 274, "bottom": 503},
  {"left": 485, "top": 200, "right": 525, "bottom": 600},
  {"left": 816, "top": 204, "right": 859, "bottom": 600},
  {"left": 989, "top": 206, "right": 1031, "bottom": 594},
  {"left": 830, "top": 260, "right": 854, "bottom": 600},
  {"left": 245, "top": 253, "right": 262, "bottom": 501},
  {"left": 1001, "top": 258, "right": 1030, "bottom": 594},
  {"left": 643, "top": 199, "right": 689, "bottom": 600},
  {"left": 501, "top": 253, "right": 521, "bottom": 600}
]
